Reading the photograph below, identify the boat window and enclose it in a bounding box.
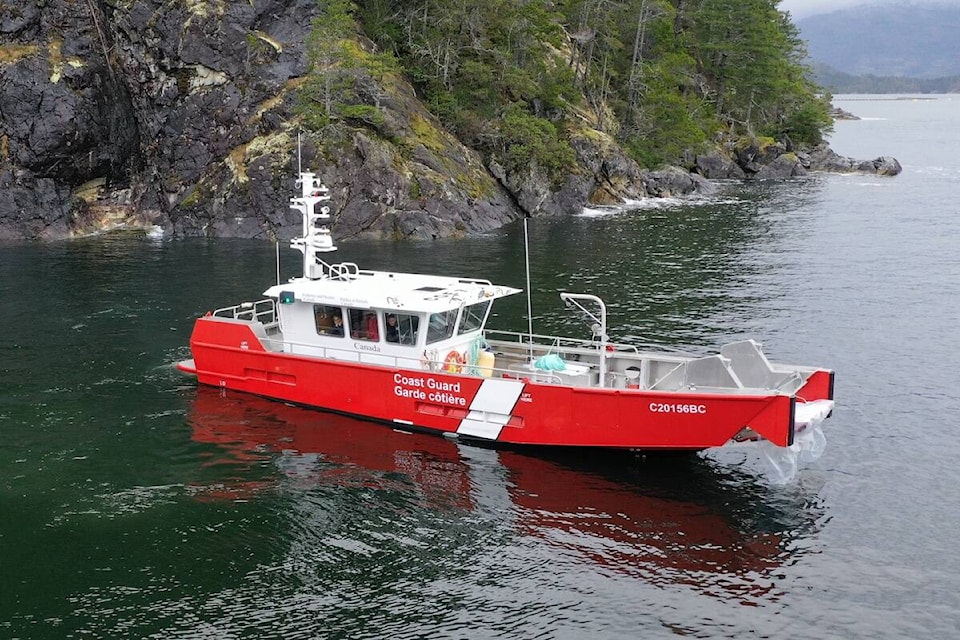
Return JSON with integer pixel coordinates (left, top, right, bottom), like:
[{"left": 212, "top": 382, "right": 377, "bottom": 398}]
[
  {"left": 385, "top": 312, "right": 420, "bottom": 346},
  {"left": 347, "top": 308, "right": 380, "bottom": 342},
  {"left": 314, "top": 305, "right": 345, "bottom": 337},
  {"left": 457, "top": 300, "right": 490, "bottom": 335},
  {"left": 426, "top": 309, "right": 458, "bottom": 344}
]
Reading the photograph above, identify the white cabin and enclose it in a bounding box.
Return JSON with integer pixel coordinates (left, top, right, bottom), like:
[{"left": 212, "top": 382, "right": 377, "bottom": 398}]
[
  {"left": 211, "top": 169, "right": 519, "bottom": 374},
  {"left": 262, "top": 266, "right": 520, "bottom": 371}
]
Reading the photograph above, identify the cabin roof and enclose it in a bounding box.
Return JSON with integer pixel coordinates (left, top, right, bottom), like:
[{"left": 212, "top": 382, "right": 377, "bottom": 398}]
[{"left": 263, "top": 268, "right": 521, "bottom": 313}]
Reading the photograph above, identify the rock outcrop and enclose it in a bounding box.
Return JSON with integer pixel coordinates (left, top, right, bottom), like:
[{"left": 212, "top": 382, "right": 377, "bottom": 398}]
[
  {"left": 694, "top": 150, "right": 747, "bottom": 180},
  {"left": 694, "top": 138, "right": 902, "bottom": 182},
  {"left": 0, "top": 0, "right": 137, "bottom": 239},
  {"left": 1, "top": 0, "right": 526, "bottom": 240},
  {"left": 802, "top": 144, "right": 902, "bottom": 176},
  {"left": 0, "top": 0, "right": 899, "bottom": 241},
  {"left": 830, "top": 105, "right": 860, "bottom": 121}
]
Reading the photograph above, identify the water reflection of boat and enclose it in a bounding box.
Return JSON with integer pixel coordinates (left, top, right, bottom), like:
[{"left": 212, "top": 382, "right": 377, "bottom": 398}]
[
  {"left": 188, "top": 387, "right": 473, "bottom": 509},
  {"left": 188, "top": 387, "right": 791, "bottom": 592},
  {"left": 500, "top": 450, "right": 785, "bottom": 585}
]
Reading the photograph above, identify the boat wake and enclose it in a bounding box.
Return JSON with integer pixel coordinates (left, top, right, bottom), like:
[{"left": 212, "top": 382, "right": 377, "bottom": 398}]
[{"left": 756, "top": 423, "right": 827, "bottom": 485}]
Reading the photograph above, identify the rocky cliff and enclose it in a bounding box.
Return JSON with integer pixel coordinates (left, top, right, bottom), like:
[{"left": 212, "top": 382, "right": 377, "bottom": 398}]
[{"left": 0, "top": 0, "right": 900, "bottom": 241}]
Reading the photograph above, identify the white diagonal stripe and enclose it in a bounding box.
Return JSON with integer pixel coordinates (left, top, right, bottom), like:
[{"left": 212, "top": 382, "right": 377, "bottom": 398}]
[
  {"left": 469, "top": 378, "right": 524, "bottom": 414},
  {"left": 456, "top": 379, "right": 524, "bottom": 440}
]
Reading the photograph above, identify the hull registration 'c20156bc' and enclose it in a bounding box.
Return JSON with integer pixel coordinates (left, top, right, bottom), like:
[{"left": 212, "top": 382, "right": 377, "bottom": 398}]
[{"left": 177, "top": 161, "right": 834, "bottom": 456}]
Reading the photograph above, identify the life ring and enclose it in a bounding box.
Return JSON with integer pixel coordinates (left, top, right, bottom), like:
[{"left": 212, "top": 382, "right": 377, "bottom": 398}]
[{"left": 443, "top": 350, "right": 465, "bottom": 373}]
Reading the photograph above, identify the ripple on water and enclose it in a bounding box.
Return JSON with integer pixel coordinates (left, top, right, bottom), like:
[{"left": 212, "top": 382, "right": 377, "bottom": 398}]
[{"left": 8, "top": 122, "right": 960, "bottom": 640}]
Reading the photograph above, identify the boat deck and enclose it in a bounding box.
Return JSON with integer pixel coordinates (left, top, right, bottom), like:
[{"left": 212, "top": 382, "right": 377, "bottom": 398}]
[{"left": 208, "top": 308, "right": 810, "bottom": 395}]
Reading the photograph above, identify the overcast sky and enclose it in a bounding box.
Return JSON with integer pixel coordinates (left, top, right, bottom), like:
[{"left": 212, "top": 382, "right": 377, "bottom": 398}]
[{"left": 780, "top": 0, "right": 960, "bottom": 19}]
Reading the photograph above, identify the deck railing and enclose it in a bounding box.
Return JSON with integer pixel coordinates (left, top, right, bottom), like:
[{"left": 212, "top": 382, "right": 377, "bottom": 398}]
[
  {"left": 212, "top": 299, "right": 277, "bottom": 325},
  {"left": 484, "top": 329, "right": 644, "bottom": 355}
]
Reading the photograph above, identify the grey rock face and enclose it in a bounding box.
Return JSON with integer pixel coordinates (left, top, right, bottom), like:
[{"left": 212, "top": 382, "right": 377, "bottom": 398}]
[
  {"left": 872, "top": 156, "right": 903, "bottom": 176},
  {"left": 803, "top": 144, "right": 902, "bottom": 176},
  {"left": 695, "top": 150, "right": 747, "bottom": 180},
  {"left": 0, "top": 0, "right": 527, "bottom": 240},
  {"left": 753, "top": 153, "right": 807, "bottom": 180},
  {"left": 0, "top": 0, "right": 137, "bottom": 237},
  {"left": 0, "top": 168, "right": 76, "bottom": 240},
  {"left": 719, "top": 140, "right": 902, "bottom": 180},
  {"left": 643, "top": 166, "right": 717, "bottom": 198}
]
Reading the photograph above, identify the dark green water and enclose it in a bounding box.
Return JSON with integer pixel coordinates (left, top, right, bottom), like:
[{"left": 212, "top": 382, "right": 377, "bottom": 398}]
[{"left": 2, "top": 95, "right": 959, "bottom": 638}]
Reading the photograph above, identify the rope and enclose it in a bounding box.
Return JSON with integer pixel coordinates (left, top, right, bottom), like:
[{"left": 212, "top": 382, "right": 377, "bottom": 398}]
[{"left": 464, "top": 335, "right": 489, "bottom": 376}]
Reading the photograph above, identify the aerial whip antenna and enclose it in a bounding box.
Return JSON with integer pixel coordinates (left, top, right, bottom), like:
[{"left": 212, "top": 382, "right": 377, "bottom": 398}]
[
  {"left": 297, "top": 130, "right": 302, "bottom": 175},
  {"left": 524, "top": 216, "right": 534, "bottom": 363}
]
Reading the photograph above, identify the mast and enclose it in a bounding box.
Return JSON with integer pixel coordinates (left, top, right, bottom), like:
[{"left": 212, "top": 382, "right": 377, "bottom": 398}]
[{"left": 289, "top": 172, "right": 337, "bottom": 279}]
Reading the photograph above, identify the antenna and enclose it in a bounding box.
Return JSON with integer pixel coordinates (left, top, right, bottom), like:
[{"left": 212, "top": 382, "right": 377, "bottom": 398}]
[
  {"left": 524, "top": 216, "right": 534, "bottom": 363},
  {"left": 289, "top": 136, "right": 336, "bottom": 279},
  {"left": 297, "top": 130, "right": 302, "bottom": 175}
]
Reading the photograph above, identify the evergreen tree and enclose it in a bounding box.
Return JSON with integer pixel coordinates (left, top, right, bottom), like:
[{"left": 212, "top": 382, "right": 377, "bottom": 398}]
[{"left": 307, "top": 0, "right": 833, "bottom": 170}]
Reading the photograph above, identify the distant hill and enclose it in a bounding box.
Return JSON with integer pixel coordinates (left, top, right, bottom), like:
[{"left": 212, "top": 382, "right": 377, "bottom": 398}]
[
  {"left": 812, "top": 63, "right": 960, "bottom": 94},
  {"left": 796, "top": 3, "right": 960, "bottom": 79}
]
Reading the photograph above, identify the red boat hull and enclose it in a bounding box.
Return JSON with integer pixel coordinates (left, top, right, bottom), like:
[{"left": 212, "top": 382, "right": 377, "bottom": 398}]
[{"left": 180, "top": 317, "right": 833, "bottom": 450}]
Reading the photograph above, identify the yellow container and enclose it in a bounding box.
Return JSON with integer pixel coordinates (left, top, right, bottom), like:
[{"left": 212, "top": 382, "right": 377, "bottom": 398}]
[{"left": 478, "top": 350, "right": 495, "bottom": 377}]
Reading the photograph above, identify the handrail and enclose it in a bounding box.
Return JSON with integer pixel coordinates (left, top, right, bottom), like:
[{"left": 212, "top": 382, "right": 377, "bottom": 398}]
[
  {"left": 484, "top": 329, "right": 704, "bottom": 358},
  {"left": 329, "top": 261, "right": 359, "bottom": 280},
  {"left": 212, "top": 299, "right": 277, "bottom": 324},
  {"left": 234, "top": 333, "right": 584, "bottom": 387},
  {"left": 485, "top": 330, "right": 641, "bottom": 355}
]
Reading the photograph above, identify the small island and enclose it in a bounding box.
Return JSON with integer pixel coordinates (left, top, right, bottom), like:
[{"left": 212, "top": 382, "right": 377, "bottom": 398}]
[{"left": 0, "top": 0, "right": 899, "bottom": 241}]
